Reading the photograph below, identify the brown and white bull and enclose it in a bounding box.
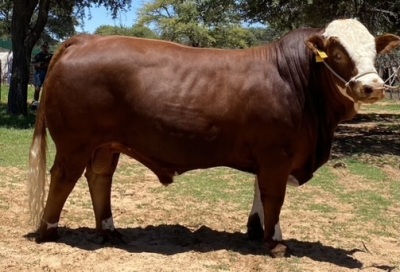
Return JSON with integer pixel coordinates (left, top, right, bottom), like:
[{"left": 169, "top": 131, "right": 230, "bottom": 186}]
[{"left": 28, "top": 19, "right": 400, "bottom": 257}]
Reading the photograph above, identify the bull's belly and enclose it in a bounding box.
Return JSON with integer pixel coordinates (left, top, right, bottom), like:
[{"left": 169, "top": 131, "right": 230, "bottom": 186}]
[
  {"left": 126, "top": 136, "right": 237, "bottom": 170},
  {"left": 103, "top": 129, "right": 253, "bottom": 183}
]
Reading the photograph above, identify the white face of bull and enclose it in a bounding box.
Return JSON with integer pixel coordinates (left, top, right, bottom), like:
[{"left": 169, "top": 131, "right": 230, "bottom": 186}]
[
  {"left": 306, "top": 19, "right": 400, "bottom": 105},
  {"left": 324, "top": 19, "right": 380, "bottom": 86},
  {"left": 323, "top": 19, "right": 384, "bottom": 103}
]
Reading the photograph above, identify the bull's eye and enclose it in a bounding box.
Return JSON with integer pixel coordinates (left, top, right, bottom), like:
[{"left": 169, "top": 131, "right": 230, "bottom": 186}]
[{"left": 334, "top": 53, "right": 342, "bottom": 61}]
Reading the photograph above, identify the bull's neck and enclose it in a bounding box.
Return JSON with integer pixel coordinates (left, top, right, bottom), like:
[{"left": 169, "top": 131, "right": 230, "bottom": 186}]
[
  {"left": 313, "top": 61, "right": 359, "bottom": 124},
  {"left": 269, "top": 28, "right": 360, "bottom": 179}
]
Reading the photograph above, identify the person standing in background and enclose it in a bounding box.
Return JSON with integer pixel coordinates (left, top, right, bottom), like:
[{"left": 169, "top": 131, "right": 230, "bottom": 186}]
[
  {"left": 7, "top": 50, "right": 13, "bottom": 84},
  {"left": 31, "top": 42, "right": 52, "bottom": 109}
]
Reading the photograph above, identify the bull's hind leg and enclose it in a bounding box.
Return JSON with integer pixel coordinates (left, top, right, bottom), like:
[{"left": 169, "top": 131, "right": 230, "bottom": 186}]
[
  {"left": 85, "top": 148, "right": 120, "bottom": 242},
  {"left": 37, "top": 155, "right": 87, "bottom": 242}
]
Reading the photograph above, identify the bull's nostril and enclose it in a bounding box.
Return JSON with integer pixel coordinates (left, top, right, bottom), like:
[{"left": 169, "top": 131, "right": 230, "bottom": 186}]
[{"left": 364, "top": 86, "right": 373, "bottom": 94}]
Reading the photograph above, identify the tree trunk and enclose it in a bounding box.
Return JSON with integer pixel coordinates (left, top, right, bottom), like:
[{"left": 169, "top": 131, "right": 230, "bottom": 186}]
[
  {"left": 8, "top": 38, "right": 32, "bottom": 116},
  {"left": 7, "top": 0, "right": 49, "bottom": 116}
]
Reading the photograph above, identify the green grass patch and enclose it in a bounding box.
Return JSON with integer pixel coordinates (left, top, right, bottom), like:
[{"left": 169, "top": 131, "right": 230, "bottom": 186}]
[
  {"left": 345, "top": 159, "right": 389, "bottom": 182},
  {"left": 0, "top": 85, "right": 35, "bottom": 102},
  {"left": 0, "top": 85, "right": 56, "bottom": 167},
  {"left": 0, "top": 105, "right": 36, "bottom": 129},
  {"left": 363, "top": 99, "right": 400, "bottom": 112},
  {"left": 159, "top": 167, "right": 254, "bottom": 208},
  {"left": 0, "top": 127, "right": 33, "bottom": 167},
  {"left": 116, "top": 160, "right": 149, "bottom": 181},
  {"left": 308, "top": 165, "right": 343, "bottom": 193},
  {"left": 389, "top": 179, "right": 400, "bottom": 202},
  {"left": 287, "top": 159, "right": 398, "bottom": 236},
  {"left": 309, "top": 203, "right": 337, "bottom": 213},
  {"left": 320, "top": 159, "right": 397, "bottom": 229},
  {"left": 348, "top": 190, "right": 392, "bottom": 219},
  {"left": 0, "top": 85, "right": 37, "bottom": 129}
]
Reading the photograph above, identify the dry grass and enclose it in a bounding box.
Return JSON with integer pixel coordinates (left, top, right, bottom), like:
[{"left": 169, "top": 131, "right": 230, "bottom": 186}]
[{"left": 1, "top": 160, "right": 399, "bottom": 271}]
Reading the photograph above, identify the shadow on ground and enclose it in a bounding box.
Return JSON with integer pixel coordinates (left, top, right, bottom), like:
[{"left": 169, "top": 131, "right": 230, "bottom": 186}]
[
  {"left": 332, "top": 113, "right": 400, "bottom": 159},
  {"left": 0, "top": 103, "right": 36, "bottom": 129},
  {"left": 25, "top": 224, "right": 366, "bottom": 269}
]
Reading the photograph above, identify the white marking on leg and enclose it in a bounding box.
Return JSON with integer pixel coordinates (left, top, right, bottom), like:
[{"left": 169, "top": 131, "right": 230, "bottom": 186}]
[
  {"left": 250, "top": 176, "right": 298, "bottom": 229},
  {"left": 287, "top": 175, "right": 300, "bottom": 187},
  {"left": 250, "top": 177, "right": 264, "bottom": 227},
  {"left": 42, "top": 219, "right": 58, "bottom": 230},
  {"left": 101, "top": 216, "right": 115, "bottom": 231},
  {"left": 249, "top": 176, "right": 291, "bottom": 241},
  {"left": 272, "top": 221, "right": 283, "bottom": 241}
]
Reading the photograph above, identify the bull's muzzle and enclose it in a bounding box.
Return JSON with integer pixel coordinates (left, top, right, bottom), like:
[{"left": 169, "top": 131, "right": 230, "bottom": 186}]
[{"left": 351, "top": 81, "right": 385, "bottom": 103}]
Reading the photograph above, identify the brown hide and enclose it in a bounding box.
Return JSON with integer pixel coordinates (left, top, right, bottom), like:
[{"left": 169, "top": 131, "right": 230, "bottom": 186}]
[{"left": 40, "top": 29, "right": 355, "bottom": 186}]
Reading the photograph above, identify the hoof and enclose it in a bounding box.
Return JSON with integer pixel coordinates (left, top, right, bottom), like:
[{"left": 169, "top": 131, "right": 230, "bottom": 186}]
[
  {"left": 246, "top": 213, "right": 264, "bottom": 241},
  {"left": 266, "top": 241, "right": 290, "bottom": 258},
  {"left": 35, "top": 227, "right": 59, "bottom": 243}
]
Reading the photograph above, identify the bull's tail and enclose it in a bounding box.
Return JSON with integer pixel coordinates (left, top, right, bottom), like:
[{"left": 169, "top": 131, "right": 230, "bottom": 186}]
[
  {"left": 27, "top": 35, "right": 92, "bottom": 229},
  {"left": 27, "top": 104, "right": 47, "bottom": 229}
]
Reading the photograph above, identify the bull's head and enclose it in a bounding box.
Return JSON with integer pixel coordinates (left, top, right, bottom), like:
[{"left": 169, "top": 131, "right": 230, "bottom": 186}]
[{"left": 305, "top": 19, "right": 400, "bottom": 104}]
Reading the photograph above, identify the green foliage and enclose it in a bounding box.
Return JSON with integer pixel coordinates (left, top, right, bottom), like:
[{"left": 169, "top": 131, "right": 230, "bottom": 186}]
[
  {"left": 239, "top": 0, "right": 400, "bottom": 36},
  {"left": 74, "top": 0, "right": 132, "bottom": 20},
  {"left": 0, "top": 0, "right": 12, "bottom": 39},
  {"left": 0, "top": 0, "right": 77, "bottom": 42},
  {"left": 138, "top": 0, "right": 266, "bottom": 48},
  {"left": 44, "top": 1, "right": 77, "bottom": 42},
  {"left": 247, "top": 26, "right": 281, "bottom": 44},
  {"left": 94, "top": 24, "right": 159, "bottom": 39}
]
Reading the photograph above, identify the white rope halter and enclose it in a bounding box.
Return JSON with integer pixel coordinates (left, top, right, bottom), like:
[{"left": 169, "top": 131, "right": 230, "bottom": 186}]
[{"left": 322, "top": 61, "right": 398, "bottom": 91}]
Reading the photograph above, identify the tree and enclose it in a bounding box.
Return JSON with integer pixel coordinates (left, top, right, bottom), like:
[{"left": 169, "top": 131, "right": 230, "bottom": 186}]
[
  {"left": 94, "top": 24, "right": 159, "bottom": 39},
  {"left": 0, "top": 0, "right": 12, "bottom": 38},
  {"left": 0, "top": 0, "right": 76, "bottom": 43},
  {"left": 138, "top": 0, "right": 263, "bottom": 48},
  {"left": 8, "top": 0, "right": 132, "bottom": 116},
  {"left": 239, "top": 0, "right": 400, "bottom": 36}
]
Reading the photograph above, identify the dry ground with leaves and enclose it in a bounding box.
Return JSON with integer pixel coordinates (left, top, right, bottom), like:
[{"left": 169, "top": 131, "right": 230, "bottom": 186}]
[{"left": 0, "top": 102, "right": 399, "bottom": 272}]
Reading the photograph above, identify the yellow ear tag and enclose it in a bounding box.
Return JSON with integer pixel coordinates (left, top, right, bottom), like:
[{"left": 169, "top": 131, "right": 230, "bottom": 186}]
[{"left": 316, "top": 50, "right": 328, "bottom": 62}]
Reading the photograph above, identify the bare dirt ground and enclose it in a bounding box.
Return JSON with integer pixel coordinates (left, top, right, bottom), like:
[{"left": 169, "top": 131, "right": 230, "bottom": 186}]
[{"left": 0, "top": 107, "right": 399, "bottom": 271}]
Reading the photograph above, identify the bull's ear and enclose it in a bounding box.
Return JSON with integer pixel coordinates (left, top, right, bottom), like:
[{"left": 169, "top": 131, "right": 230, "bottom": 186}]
[
  {"left": 305, "top": 34, "right": 326, "bottom": 55},
  {"left": 376, "top": 34, "right": 400, "bottom": 55}
]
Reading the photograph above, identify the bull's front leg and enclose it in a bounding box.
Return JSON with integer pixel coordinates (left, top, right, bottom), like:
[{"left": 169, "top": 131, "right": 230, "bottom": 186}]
[
  {"left": 258, "top": 175, "right": 288, "bottom": 257},
  {"left": 247, "top": 175, "right": 299, "bottom": 241},
  {"left": 254, "top": 156, "right": 291, "bottom": 258},
  {"left": 247, "top": 177, "right": 282, "bottom": 242}
]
